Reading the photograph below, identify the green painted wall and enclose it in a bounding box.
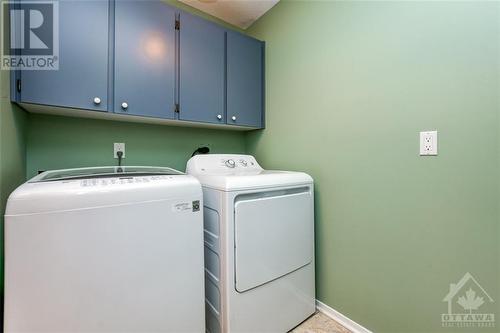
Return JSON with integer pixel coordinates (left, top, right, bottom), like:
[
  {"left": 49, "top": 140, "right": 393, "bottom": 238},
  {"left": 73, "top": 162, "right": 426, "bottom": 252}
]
[
  {"left": 246, "top": 1, "right": 499, "bottom": 332},
  {"left": 26, "top": 114, "right": 245, "bottom": 178}
]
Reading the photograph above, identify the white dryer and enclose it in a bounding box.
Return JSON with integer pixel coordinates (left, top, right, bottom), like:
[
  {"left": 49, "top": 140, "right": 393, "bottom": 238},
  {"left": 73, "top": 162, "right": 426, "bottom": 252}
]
[
  {"left": 186, "top": 155, "right": 315, "bottom": 333},
  {"left": 5, "top": 166, "right": 205, "bottom": 333}
]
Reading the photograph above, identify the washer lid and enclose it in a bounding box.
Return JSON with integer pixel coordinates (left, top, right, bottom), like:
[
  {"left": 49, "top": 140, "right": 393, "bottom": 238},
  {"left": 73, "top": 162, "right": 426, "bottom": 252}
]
[
  {"left": 6, "top": 166, "right": 200, "bottom": 216},
  {"left": 31, "top": 166, "right": 183, "bottom": 182},
  {"left": 186, "top": 154, "right": 312, "bottom": 191}
]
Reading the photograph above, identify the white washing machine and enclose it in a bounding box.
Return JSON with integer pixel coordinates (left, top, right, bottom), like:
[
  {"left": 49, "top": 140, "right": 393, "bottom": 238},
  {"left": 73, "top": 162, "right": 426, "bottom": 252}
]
[
  {"left": 4, "top": 166, "right": 205, "bottom": 333},
  {"left": 186, "top": 155, "right": 315, "bottom": 333}
]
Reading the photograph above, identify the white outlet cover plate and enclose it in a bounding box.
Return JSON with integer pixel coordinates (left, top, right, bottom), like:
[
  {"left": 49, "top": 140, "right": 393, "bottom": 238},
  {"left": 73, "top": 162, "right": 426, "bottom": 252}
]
[
  {"left": 420, "top": 131, "right": 437, "bottom": 156},
  {"left": 114, "top": 143, "right": 125, "bottom": 158}
]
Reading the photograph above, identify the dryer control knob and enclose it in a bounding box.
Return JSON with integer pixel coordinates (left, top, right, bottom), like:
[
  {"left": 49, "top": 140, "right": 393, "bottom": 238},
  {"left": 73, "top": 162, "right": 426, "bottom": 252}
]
[{"left": 225, "top": 159, "right": 236, "bottom": 168}]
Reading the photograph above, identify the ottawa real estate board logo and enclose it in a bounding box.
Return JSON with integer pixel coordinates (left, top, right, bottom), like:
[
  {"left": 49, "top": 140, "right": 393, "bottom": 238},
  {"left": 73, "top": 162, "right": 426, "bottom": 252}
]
[
  {"left": 442, "top": 272, "right": 495, "bottom": 328},
  {"left": 1, "top": 0, "right": 58, "bottom": 70}
]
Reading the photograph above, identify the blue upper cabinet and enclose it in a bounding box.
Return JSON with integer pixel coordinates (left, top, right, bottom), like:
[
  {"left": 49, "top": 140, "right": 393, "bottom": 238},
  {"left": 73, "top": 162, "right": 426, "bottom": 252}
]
[
  {"left": 114, "top": 0, "right": 176, "bottom": 119},
  {"left": 178, "top": 12, "right": 225, "bottom": 125},
  {"left": 11, "top": 1, "right": 265, "bottom": 129},
  {"left": 18, "top": 0, "right": 109, "bottom": 111},
  {"left": 226, "top": 31, "right": 265, "bottom": 128}
]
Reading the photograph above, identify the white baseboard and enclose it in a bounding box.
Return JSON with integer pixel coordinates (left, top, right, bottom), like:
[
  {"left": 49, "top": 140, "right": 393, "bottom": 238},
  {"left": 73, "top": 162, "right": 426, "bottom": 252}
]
[{"left": 316, "top": 300, "right": 373, "bottom": 333}]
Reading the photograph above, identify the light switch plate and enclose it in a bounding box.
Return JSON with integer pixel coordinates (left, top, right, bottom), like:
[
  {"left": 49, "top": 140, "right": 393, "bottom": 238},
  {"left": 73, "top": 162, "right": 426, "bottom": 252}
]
[
  {"left": 420, "top": 131, "right": 437, "bottom": 156},
  {"left": 114, "top": 143, "right": 125, "bottom": 158}
]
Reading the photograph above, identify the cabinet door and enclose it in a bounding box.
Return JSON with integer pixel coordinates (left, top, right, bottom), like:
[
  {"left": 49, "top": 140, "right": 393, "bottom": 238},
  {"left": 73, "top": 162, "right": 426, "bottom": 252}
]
[
  {"left": 179, "top": 12, "right": 224, "bottom": 124},
  {"left": 19, "top": 0, "right": 109, "bottom": 111},
  {"left": 114, "top": 1, "right": 175, "bottom": 119},
  {"left": 226, "top": 32, "right": 264, "bottom": 128}
]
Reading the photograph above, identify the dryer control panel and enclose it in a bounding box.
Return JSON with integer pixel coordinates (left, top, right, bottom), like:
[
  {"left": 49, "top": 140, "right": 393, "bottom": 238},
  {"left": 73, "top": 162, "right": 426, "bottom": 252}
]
[{"left": 186, "top": 154, "right": 263, "bottom": 174}]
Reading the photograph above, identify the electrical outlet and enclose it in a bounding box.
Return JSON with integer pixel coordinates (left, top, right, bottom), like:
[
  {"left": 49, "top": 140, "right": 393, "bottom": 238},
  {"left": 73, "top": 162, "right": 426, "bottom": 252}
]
[
  {"left": 114, "top": 143, "right": 125, "bottom": 158},
  {"left": 420, "top": 131, "right": 437, "bottom": 156}
]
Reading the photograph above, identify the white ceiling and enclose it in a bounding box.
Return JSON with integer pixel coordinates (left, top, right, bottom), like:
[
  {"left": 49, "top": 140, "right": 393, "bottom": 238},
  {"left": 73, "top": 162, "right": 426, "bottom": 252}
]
[{"left": 178, "top": 0, "right": 279, "bottom": 29}]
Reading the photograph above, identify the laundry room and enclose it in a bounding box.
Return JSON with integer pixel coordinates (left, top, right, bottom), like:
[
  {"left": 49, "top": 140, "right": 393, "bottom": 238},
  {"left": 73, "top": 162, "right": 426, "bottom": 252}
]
[{"left": 0, "top": 1, "right": 499, "bottom": 333}]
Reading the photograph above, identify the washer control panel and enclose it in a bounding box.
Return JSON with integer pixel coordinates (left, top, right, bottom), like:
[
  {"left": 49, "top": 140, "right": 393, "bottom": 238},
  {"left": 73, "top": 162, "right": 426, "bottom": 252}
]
[
  {"left": 187, "top": 154, "right": 262, "bottom": 174},
  {"left": 79, "top": 175, "right": 173, "bottom": 187}
]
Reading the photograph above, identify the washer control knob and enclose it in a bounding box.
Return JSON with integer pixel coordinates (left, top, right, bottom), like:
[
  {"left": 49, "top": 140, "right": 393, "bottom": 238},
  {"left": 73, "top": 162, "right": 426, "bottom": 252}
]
[
  {"left": 225, "top": 159, "right": 236, "bottom": 168},
  {"left": 239, "top": 159, "right": 247, "bottom": 166}
]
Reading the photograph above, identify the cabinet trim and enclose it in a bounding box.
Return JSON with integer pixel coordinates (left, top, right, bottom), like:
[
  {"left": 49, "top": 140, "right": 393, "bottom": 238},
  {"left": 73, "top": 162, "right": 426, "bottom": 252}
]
[{"left": 20, "top": 103, "right": 258, "bottom": 131}]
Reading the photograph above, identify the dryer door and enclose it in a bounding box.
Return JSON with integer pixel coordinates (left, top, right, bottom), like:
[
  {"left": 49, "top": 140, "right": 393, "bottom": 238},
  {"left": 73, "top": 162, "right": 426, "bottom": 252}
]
[{"left": 234, "top": 187, "right": 314, "bottom": 292}]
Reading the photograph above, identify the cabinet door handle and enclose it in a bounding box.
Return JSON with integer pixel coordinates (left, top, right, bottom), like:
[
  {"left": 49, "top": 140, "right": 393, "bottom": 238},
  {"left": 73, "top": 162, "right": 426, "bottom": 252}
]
[
  {"left": 93, "top": 97, "right": 101, "bottom": 105},
  {"left": 121, "top": 102, "right": 128, "bottom": 110},
  {"left": 217, "top": 114, "right": 222, "bottom": 120},
  {"left": 231, "top": 116, "right": 236, "bottom": 121}
]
